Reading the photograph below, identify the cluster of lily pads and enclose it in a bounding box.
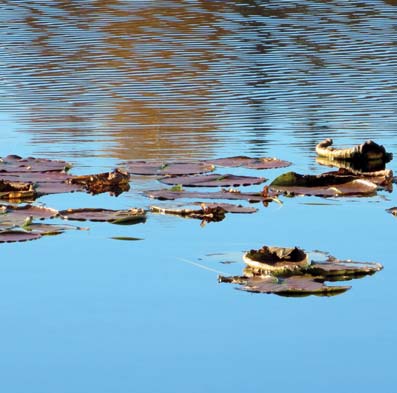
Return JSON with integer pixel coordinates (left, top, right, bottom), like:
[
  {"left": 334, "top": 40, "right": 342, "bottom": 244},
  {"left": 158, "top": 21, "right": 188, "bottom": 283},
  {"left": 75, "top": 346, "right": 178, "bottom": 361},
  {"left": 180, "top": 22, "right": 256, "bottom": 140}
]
[{"left": 0, "top": 138, "right": 393, "bottom": 296}]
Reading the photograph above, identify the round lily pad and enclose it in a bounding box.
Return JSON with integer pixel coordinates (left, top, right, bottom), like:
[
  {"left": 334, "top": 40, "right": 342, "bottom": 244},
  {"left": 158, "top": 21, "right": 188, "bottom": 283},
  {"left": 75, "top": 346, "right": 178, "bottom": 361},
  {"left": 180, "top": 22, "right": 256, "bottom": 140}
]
[
  {"left": 270, "top": 171, "right": 377, "bottom": 197},
  {"left": 159, "top": 174, "right": 266, "bottom": 188},
  {"left": 121, "top": 160, "right": 215, "bottom": 176},
  {"left": 0, "top": 230, "right": 42, "bottom": 243},
  {"left": 144, "top": 188, "right": 273, "bottom": 203},
  {"left": 0, "top": 155, "right": 71, "bottom": 173},
  {"left": 207, "top": 156, "right": 291, "bottom": 170},
  {"left": 59, "top": 208, "right": 146, "bottom": 224}
]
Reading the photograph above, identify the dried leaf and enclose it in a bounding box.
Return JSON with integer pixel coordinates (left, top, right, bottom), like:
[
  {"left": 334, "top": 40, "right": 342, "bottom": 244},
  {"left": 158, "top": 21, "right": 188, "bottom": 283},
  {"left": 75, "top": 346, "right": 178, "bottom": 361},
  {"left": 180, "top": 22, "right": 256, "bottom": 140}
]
[
  {"left": 68, "top": 169, "right": 130, "bottom": 196},
  {"left": 243, "top": 246, "right": 309, "bottom": 274}
]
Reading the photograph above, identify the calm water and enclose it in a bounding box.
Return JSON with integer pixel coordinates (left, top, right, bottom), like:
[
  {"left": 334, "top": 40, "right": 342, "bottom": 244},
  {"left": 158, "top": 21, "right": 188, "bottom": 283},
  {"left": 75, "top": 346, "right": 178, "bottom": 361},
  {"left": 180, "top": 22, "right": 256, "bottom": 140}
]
[{"left": 1, "top": 1, "right": 397, "bottom": 392}]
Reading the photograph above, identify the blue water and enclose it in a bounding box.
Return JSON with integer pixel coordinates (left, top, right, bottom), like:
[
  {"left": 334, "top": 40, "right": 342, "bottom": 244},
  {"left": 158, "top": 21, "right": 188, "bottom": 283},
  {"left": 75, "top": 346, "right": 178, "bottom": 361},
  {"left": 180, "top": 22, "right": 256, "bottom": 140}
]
[{"left": 0, "top": 1, "right": 396, "bottom": 392}]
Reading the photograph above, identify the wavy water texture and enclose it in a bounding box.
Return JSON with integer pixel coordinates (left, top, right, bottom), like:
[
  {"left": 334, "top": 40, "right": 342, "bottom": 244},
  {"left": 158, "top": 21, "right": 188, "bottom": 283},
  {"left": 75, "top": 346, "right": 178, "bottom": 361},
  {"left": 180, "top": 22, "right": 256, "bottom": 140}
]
[{"left": 0, "top": 0, "right": 396, "bottom": 159}]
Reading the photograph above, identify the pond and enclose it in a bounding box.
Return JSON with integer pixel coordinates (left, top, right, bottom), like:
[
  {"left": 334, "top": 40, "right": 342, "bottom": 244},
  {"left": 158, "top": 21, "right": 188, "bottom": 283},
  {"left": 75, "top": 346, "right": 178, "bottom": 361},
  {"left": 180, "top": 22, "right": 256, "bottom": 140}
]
[{"left": 0, "top": 1, "right": 396, "bottom": 392}]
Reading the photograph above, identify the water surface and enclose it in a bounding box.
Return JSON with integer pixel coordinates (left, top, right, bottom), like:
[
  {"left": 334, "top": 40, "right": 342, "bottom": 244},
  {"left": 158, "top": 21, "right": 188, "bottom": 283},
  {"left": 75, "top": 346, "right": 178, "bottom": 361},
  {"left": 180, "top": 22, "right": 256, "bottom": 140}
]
[{"left": 0, "top": 1, "right": 396, "bottom": 392}]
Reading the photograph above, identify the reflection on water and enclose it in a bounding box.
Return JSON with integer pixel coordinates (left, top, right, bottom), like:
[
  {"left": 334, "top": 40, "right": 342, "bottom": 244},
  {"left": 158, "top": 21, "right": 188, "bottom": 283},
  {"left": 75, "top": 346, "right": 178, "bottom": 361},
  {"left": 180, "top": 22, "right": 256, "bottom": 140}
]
[{"left": 0, "top": 0, "right": 396, "bottom": 160}]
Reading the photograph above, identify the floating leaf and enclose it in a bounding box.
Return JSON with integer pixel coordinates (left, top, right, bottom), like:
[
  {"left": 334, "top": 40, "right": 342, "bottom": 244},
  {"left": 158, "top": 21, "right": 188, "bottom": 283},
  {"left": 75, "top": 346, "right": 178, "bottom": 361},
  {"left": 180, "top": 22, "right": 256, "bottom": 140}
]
[
  {"left": 192, "top": 202, "right": 257, "bottom": 213},
  {"left": 207, "top": 156, "right": 291, "bottom": 169},
  {"left": 150, "top": 205, "right": 226, "bottom": 222},
  {"left": 270, "top": 171, "right": 377, "bottom": 197},
  {"left": 120, "top": 160, "right": 215, "bottom": 176},
  {"left": 0, "top": 204, "right": 59, "bottom": 220},
  {"left": 218, "top": 246, "right": 383, "bottom": 297},
  {"left": 308, "top": 259, "right": 382, "bottom": 279},
  {"left": 0, "top": 180, "right": 36, "bottom": 200},
  {"left": 26, "top": 223, "right": 87, "bottom": 235},
  {"left": 243, "top": 246, "right": 309, "bottom": 274},
  {"left": 219, "top": 274, "right": 350, "bottom": 297},
  {"left": 0, "top": 155, "right": 71, "bottom": 173},
  {"left": 316, "top": 139, "right": 392, "bottom": 163},
  {"left": 59, "top": 208, "right": 146, "bottom": 224},
  {"left": 0, "top": 230, "right": 42, "bottom": 243},
  {"left": 159, "top": 174, "right": 266, "bottom": 188},
  {"left": 144, "top": 188, "right": 276, "bottom": 203},
  {"left": 68, "top": 169, "right": 130, "bottom": 196}
]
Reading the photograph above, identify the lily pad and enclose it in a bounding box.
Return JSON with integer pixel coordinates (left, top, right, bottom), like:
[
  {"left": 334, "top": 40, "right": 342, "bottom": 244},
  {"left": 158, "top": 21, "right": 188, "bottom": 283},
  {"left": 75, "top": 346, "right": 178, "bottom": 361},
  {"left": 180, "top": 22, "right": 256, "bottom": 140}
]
[
  {"left": 159, "top": 174, "right": 266, "bottom": 188},
  {"left": 308, "top": 259, "right": 382, "bottom": 279},
  {"left": 120, "top": 160, "right": 215, "bottom": 176},
  {"left": 207, "top": 156, "right": 291, "bottom": 170},
  {"left": 68, "top": 169, "right": 130, "bottom": 196},
  {"left": 150, "top": 205, "right": 226, "bottom": 222},
  {"left": 243, "top": 246, "right": 309, "bottom": 274},
  {"left": 219, "top": 274, "right": 350, "bottom": 297},
  {"left": 0, "top": 230, "right": 42, "bottom": 243},
  {"left": 144, "top": 187, "right": 277, "bottom": 203},
  {"left": 0, "top": 180, "right": 36, "bottom": 200},
  {"left": 0, "top": 204, "right": 59, "bottom": 220},
  {"left": 218, "top": 246, "right": 383, "bottom": 296},
  {"left": 25, "top": 223, "right": 87, "bottom": 235},
  {"left": 191, "top": 202, "right": 258, "bottom": 213},
  {"left": 270, "top": 171, "right": 377, "bottom": 197},
  {"left": 316, "top": 139, "right": 392, "bottom": 163},
  {"left": 59, "top": 208, "right": 146, "bottom": 224},
  {"left": 0, "top": 155, "right": 71, "bottom": 173}
]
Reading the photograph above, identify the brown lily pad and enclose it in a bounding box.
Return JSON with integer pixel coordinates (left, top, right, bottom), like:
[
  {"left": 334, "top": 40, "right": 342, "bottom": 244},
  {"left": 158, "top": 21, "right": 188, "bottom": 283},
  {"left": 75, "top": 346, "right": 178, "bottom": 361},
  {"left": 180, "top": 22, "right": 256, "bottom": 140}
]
[
  {"left": 0, "top": 155, "right": 71, "bottom": 173},
  {"left": 150, "top": 205, "right": 226, "bottom": 223},
  {"left": 144, "top": 187, "right": 277, "bottom": 203},
  {"left": 191, "top": 202, "right": 258, "bottom": 213},
  {"left": 0, "top": 204, "right": 59, "bottom": 219},
  {"left": 159, "top": 174, "right": 266, "bottom": 188},
  {"left": 308, "top": 259, "right": 382, "bottom": 279},
  {"left": 121, "top": 160, "right": 215, "bottom": 176},
  {"left": 68, "top": 169, "right": 130, "bottom": 196},
  {"left": 26, "top": 223, "right": 87, "bottom": 235},
  {"left": 270, "top": 171, "right": 377, "bottom": 197},
  {"left": 218, "top": 246, "right": 383, "bottom": 296},
  {"left": 59, "top": 208, "right": 146, "bottom": 224},
  {"left": 219, "top": 274, "right": 350, "bottom": 297},
  {"left": 243, "top": 246, "right": 309, "bottom": 274},
  {"left": 0, "top": 230, "right": 42, "bottom": 243},
  {"left": 315, "top": 139, "right": 392, "bottom": 163},
  {"left": 207, "top": 156, "right": 291, "bottom": 169},
  {"left": 0, "top": 180, "right": 36, "bottom": 200}
]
